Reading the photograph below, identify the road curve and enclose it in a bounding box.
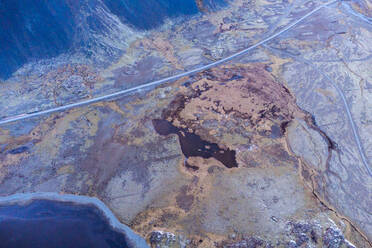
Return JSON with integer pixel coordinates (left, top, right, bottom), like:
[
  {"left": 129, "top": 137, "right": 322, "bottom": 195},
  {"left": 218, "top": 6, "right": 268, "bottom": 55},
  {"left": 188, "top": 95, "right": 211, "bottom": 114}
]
[
  {"left": 0, "top": 0, "right": 338, "bottom": 126},
  {"left": 263, "top": 45, "right": 372, "bottom": 177}
]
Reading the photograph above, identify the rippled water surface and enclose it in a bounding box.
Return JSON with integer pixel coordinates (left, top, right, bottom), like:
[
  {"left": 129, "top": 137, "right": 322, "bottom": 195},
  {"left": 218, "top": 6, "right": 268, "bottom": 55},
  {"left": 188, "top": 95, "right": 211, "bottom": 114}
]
[
  {"left": 0, "top": 200, "right": 130, "bottom": 248},
  {"left": 0, "top": 0, "right": 226, "bottom": 79}
]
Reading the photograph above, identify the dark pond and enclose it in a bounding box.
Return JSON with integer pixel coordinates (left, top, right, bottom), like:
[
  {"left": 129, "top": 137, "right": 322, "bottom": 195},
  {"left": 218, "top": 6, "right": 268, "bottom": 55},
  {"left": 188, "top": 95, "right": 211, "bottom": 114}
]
[
  {"left": 152, "top": 119, "right": 238, "bottom": 168},
  {"left": 0, "top": 200, "right": 132, "bottom": 248}
]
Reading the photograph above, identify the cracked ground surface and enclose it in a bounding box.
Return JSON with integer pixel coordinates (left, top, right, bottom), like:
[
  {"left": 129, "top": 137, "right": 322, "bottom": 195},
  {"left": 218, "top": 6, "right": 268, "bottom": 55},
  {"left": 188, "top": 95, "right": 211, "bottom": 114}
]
[{"left": 0, "top": 0, "right": 371, "bottom": 247}]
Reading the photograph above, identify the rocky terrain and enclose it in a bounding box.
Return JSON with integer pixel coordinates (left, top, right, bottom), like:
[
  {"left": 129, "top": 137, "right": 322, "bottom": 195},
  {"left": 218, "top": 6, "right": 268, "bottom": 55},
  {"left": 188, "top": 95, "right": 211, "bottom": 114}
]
[
  {"left": 0, "top": 0, "right": 371, "bottom": 247},
  {"left": 0, "top": 0, "right": 225, "bottom": 79}
]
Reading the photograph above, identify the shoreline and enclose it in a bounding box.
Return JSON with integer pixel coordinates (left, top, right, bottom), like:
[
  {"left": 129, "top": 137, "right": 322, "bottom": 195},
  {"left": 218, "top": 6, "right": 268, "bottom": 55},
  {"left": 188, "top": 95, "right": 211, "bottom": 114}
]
[
  {"left": 0, "top": 192, "right": 149, "bottom": 248},
  {"left": 0, "top": 0, "right": 337, "bottom": 126}
]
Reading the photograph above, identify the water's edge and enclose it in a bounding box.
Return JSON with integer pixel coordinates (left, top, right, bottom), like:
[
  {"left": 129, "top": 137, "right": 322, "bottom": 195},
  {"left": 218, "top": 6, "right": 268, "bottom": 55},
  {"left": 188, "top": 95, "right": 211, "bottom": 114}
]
[{"left": 0, "top": 192, "right": 149, "bottom": 248}]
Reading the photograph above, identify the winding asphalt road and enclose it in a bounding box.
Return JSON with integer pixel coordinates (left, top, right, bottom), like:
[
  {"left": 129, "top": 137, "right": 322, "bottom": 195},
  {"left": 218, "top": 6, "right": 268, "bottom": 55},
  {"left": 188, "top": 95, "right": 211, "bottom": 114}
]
[
  {"left": 0, "top": 0, "right": 338, "bottom": 126},
  {"left": 263, "top": 44, "right": 372, "bottom": 177}
]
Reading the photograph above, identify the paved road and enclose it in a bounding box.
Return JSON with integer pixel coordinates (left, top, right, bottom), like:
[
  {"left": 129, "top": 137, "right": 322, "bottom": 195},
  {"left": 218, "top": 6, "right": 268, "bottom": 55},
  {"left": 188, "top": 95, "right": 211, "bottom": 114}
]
[
  {"left": 264, "top": 45, "right": 372, "bottom": 177},
  {"left": 0, "top": 0, "right": 338, "bottom": 126}
]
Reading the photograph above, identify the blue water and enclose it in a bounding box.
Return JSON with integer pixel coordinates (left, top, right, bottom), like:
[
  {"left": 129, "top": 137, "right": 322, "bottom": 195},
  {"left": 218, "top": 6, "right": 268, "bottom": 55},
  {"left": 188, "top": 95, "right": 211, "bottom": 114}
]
[
  {"left": 0, "top": 200, "right": 132, "bottom": 248},
  {"left": 103, "top": 0, "right": 199, "bottom": 30},
  {"left": 0, "top": 0, "right": 226, "bottom": 80},
  {"left": 102, "top": 0, "right": 226, "bottom": 30},
  {"left": 0, "top": 0, "right": 76, "bottom": 79}
]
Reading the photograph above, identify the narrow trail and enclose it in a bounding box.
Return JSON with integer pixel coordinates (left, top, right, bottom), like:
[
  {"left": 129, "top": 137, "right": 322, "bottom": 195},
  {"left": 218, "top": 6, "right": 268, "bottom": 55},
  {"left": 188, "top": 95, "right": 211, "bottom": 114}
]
[
  {"left": 263, "top": 44, "right": 372, "bottom": 177},
  {"left": 341, "top": 2, "right": 372, "bottom": 25},
  {"left": 265, "top": 0, "right": 297, "bottom": 36},
  {"left": 0, "top": 0, "right": 338, "bottom": 126}
]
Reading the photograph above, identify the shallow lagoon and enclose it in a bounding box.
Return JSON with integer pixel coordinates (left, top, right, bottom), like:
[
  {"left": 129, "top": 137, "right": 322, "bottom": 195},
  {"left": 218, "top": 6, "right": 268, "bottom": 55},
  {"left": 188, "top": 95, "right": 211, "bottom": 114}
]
[{"left": 0, "top": 199, "right": 133, "bottom": 248}]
